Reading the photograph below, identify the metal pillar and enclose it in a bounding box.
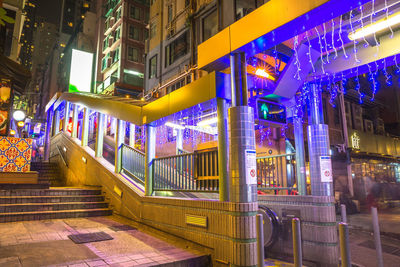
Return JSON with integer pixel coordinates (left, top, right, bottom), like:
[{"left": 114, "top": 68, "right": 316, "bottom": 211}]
[
  {"left": 176, "top": 129, "right": 183, "bottom": 154},
  {"left": 217, "top": 97, "right": 230, "bottom": 202},
  {"left": 95, "top": 113, "right": 105, "bottom": 157},
  {"left": 292, "top": 218, "right": 303, "bottom": 267},
  {"left": 145, "top": 125, "right": 156, "bottom": 196},
  {"left": 307, "top": 84, "right": 333, "bottom": 196},
  {"left": 44, "top": 107, "right": 54, "bottom": 161},
  {"left": 81, "top": 108, "right": 89, "bottom": 146},
  {"left": 129, "top": 123, "right": 136, "bottom": 147},
  {"left": 293, "top": 114, "right": 306, "bottom": 195},
  {"left": 115, "top": 119, "right": 125, "bottom": 173},
  {"left": 371, "top": 207, "right": 384, "bottom": 267},
  {"left": 228, "top": 52, "right": 257, "bottom": 203},
  {"left": 339, "top": 222, "right": 351, "bottom": 267},
  {"left": 63, "top": 101, "right": 70, "bottom": 132},
  {"left": 71, "top": 104, "right": 78, "bottom": 138}
]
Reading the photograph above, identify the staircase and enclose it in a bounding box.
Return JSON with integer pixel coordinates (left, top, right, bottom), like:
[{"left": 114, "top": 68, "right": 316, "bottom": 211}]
[
  {"left": 0, "top": 188, "right": 112, "bottom": 223},
  {"left": 31, "top": 161, "right": 63, "bottom": 186}
]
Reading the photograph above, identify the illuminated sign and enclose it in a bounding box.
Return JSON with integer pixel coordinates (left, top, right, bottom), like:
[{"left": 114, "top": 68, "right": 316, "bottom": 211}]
[
  {"left": 256, "top": 99, "right": 286, "bottom": 124},
  {"left": 69, "top": 49, "right": 93, "bottom": 93},
  {"left": 351, "top": 132, "right": 360, "bottom": 149}
]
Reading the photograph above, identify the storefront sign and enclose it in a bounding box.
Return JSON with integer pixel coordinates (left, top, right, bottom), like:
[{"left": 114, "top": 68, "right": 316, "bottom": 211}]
[
  {"left": 0, "top": 79, "right": 12, "bottom": 136},
  {"left": 256, "top": 99, "right": 286, "bottom": 125},
  {"left": 320, "top": 156, "right": 332, "bottom": 182},
  {"left": 351, "top": 132, "right": 360, "bottom": 149},
  {"left": 245, "top": 149, "right": 257, "bottom": 184}
]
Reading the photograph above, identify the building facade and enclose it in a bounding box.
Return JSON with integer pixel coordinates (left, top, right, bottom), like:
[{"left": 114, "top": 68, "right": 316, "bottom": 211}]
[{"left": 95, "top": 0, "right": 149, "bottom": 97}]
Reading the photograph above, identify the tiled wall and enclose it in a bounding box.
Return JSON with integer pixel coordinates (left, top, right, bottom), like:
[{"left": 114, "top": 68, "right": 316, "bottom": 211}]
[{"left": 0, "top": 137, "right": 32, "bottom": 172}]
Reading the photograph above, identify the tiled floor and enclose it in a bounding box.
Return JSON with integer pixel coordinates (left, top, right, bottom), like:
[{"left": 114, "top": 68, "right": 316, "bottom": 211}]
[{"left": 0, "top": 216, "right": 207, "bottom": 267}]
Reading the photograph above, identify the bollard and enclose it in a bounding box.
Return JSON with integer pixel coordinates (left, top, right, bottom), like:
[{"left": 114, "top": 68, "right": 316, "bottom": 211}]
[
  {"left": 256, "top": 214, "right": 265, "bottom": 267},
  {"left": 341, "top": 204, "right": 347, "bottom": 223},
  {"left": 339, "top": 223, "right": 351, "bottom": 267},
  {"left": 371, "top": 207, "right": 384, "bottom": 267},
  {"left": 292, "top": 218, "right": 302, "bottom": 267}
]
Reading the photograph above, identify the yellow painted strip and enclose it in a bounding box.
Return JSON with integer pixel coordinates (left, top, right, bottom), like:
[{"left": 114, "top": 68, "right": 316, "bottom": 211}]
[{"left": 186, "top": 214, "right": 207, "bottom": 228}]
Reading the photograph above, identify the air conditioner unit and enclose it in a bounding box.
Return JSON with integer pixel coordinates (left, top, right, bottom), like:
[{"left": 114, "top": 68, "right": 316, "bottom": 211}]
[
  {"left": 364, "top": 119, "right": 374, "bottom": 134},
  {"left": 351, "top": 103, "right": 363, "bottom": 131},
  {"left": 375, "top": 118, "right": 385, "bottom": 135},
  {"left": 344, "top": 101, "right": 352, "bottom": 129}
]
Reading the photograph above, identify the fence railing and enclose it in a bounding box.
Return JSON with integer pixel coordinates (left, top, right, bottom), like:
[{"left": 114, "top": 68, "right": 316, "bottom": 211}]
[
  {"left": 257, "top": 153, "right": 296, "bottom": 192},
  {"left": 121, "top": 144, "right": 145, "bottom": 184},
  {"left": 153, "top": 148, "right": 219, "bottom": 192}
]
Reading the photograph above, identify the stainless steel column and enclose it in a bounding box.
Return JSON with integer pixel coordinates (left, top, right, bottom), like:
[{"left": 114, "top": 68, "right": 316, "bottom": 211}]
[
  {"left": 307, "top": 84, "right": 333, "bottom": 196},
  {"left": 81, "top": 108, "right": 89, "bottom": 146},
  {"left": 293, "top": 114, "right": 306, "bottom": 195},
  {"left": 145, "top": 125, "right": 156, "bottom": 196},
  {"left": 176, "top": 129, "right": 183, "bottom": 154},
  {"left": 115, "top": 119, "right": 125, "bottom": 173},
  {"left": 63, "top": 101, "right": 70, "bottom": 132},
  {"left": 228, "top": 52, "right": 257, "bottom": 203},
  {"left": 217, "top": 97, "right": 229, "bottom": 202},
  {"left": 71, "top": 104, "right": 78, "bottom": 138}
]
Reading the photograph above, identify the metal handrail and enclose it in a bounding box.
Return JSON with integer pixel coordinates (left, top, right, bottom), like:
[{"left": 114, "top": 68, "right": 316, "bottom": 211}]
[
  {"left": 257, "top": 153, "right": 296, "bottom": 159},
  {"left": 56, "top": 145, "right": 68, "bottom": 167},
  {"left": 121, "top": 143, "right": 145, "bottom": 184},
  {"left": 122, "top": 143, "right": 145, "bottom": 156}
]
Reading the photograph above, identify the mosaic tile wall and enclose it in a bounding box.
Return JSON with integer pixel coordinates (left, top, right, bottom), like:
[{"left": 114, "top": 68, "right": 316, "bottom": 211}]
[{"left": 0, "top": 137, "right": 32, "bottom": 172}]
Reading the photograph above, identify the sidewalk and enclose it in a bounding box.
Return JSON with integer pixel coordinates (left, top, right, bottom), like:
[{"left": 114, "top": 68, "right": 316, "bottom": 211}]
[
  {"left": 344, "top": 207, "right": 400, "bottom": 238},
  {"left": 0, "top": 215, "right": 208, "bottom": 267}
]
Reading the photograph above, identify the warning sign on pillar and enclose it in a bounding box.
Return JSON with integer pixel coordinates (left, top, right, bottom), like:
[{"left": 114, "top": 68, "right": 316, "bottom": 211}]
[
  {"left": 320, "top": 156, "right": 333, "bottom": 182},
  {"left": 245, "top": 150, "right": 257, "bottom": 184}
]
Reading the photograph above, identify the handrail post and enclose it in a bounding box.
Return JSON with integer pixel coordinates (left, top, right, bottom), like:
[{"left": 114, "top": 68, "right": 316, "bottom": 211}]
[
  {"left": 339, "top": 222, "right": 351, "bottom": 267},
  {"left": 115, "top": 119, "right": 124, "bottom": 173},
  {"left": 292, "top": 218, "right": 302, "bottom": 267},
  {"left": 145, "top": 125, "right": 156, "bottom": 196}
]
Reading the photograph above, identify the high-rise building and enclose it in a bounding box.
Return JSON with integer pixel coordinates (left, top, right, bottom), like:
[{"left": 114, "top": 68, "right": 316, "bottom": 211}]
[
  {"left": 95, "top": 0, "right": 149, "bottom": 97},
  {"left": 144, "top": 0, "right": 269, "bottom": 99}
]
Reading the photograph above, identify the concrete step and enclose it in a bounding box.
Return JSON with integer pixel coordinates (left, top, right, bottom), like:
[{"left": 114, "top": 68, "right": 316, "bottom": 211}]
[
  {"left": 0, "top": 195, "right": 105, "bottom": 204},
  {"left": 0, "top": 183, "right": 50, "bottom": 190},
  {"left": 0, "top": 208, "right": 113, "bottom": 223},
  {"left": 0, "top": 188, "right": 102, "bottom": 196},
  {"left": 0, "top": 201, "right": 109, "bottom": 213}
]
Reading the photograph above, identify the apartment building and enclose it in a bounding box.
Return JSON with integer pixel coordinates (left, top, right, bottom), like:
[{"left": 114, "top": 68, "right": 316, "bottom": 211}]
[{"left": 96, "top": 0, "right": 149, "bottom": 97}]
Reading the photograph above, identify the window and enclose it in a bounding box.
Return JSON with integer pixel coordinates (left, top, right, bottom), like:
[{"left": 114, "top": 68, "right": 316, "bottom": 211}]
[
  {"left": 129, "top": 25, "right": 140, "bottom": 40},
  {"left": 149, "top": 55, "right": 157, "bottom": 78},
  {"left": 150, "top": 22, "right": 156, "bottom": 39},
  {"left": 113, "top": 47, "right": 120, "bottom": 63},
  {"left": 185, "top": 0, "right": 190, "bottom": 7},
  {"left": 102, "top": 56, "right": 107, "bottom": 70},
  {"left": 103, "top": 36, "right": 109, "bottom": 50},
  {"left": 127, "top": 46, "right": 139, "bottom": 62},
  {"left": 114, "top": 27, "right": 121, "bottom": 40},
  {"left": 235, "top": 0, "right": 256, "bottom": 21},
  {"left": 167, "top": 5, "right": 173, "bottom": 23},
  {"left": 203, "top": 10, "right": 218, "bottom": 41},
  {"left": 104, "top": 19, "right": 109, "bottom": 32},
  {"left": 130, "top": 5, "right": 140, "bottom": 20},
  {"left": 165, "top": 31, "right": 188, "bottom": 67}
]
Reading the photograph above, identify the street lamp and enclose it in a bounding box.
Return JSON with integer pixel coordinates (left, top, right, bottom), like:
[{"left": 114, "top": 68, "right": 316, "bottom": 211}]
[{"left": 13, "top": 110, "right": 26, "bottom": 121}]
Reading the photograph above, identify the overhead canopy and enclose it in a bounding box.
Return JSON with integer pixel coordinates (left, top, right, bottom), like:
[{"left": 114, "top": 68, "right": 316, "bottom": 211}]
[{"left": 0, "top": 54, "right": 31, "bottom": 94}]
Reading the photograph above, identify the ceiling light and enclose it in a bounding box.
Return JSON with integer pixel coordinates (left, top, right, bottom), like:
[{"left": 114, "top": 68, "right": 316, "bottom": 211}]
[
  {"left": 349, "top": 12, "right": 400, "bottom": 40},
  {"left": 165, "top": 122, "right": 185, "bottom": 130},
  {"left": 197, "top": 117, "right": 218, "bottom": 127},
  {"left": 255, "top": 68, "right": 275, "bottom": 81}
]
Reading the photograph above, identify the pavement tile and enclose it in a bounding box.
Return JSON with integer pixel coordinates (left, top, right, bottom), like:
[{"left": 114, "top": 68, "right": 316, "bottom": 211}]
[
  {"left": 104, "top": 256, "right": 131, "bottom": 264},
  {"left": 134, "top": 258, "right": 154, "bottom": 265},
  {"left": 127, "top": 254, "right": 146, "bottom": 260},
  {"left": 86, "top": 259, "right": 107, "bottom": 267},
  {"left": 68, "top": 263, "right": 89, "bottom": 267}
]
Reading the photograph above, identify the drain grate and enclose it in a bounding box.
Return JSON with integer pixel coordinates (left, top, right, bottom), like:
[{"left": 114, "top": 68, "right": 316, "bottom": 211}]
[
  {"left": 68, "top": 232, "right": 113, "bottom": 244},
  {"left": 358, "top": 240, "right": 400, "bottom": 256},
  {"left": 109, "top": 225, "right": 137, "bottom": 232}
]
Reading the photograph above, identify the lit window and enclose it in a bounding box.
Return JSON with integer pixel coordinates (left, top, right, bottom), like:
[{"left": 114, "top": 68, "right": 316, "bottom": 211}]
[{"left": 68, "top": 22, "right": 73, "bottom": 27}]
